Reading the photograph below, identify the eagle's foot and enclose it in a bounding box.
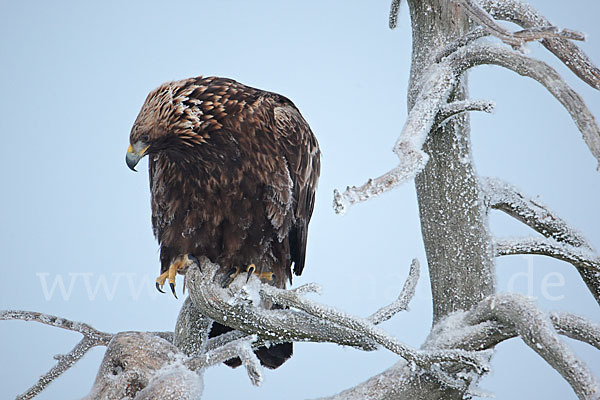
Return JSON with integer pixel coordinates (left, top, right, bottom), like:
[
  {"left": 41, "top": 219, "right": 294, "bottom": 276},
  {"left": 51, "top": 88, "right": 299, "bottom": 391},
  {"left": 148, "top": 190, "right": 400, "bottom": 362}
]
[
  {"left": 156, "top": 254, "right": 199, "bottom": 298},
  {"left": 223, "top": 264, "right": 274, "bottom": 287}
]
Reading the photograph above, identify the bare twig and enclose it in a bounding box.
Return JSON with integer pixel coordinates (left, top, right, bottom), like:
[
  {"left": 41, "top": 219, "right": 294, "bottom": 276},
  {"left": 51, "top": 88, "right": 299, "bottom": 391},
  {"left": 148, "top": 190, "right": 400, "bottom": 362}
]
[
  {"left": 479, "top": 0, "right": 600, "bottom": 90},
  {"left": 495, "top": 236, "right": 600, "bottom": 272},
  {"left": 453, "top": 0, "right": 583, "bottom": 49},
  {"left": 448, "top": 42, "right": 600, "bottom": 167},
  {"left": 434, "top": 99, "right": 495, "bottom": 128},
  {"left": 368, "top": 259, "right": 420, "bottom": 325},
  {"left": 435, "top": 27, "right": 489, "bottom": 62},
  {"left": 482, "top": 177, "right": 600, "bottom": 304},
  {"left": 389, "top": 0, "right": 402, "bottom": 29},
  {"left": 186, "top": 335, "right": 258, "bottom": 369},
  {"left": 1, "top": 310, "right": 114, "bottom": 400},
  {"left": 333, "top": 62, "right": 458, "bottom": 214},
  {"left": 482, "top": 177, "right": 592, "bottom": 250},
  {"left": 551, "top": 311, "right": 600, "bottom": 351}
]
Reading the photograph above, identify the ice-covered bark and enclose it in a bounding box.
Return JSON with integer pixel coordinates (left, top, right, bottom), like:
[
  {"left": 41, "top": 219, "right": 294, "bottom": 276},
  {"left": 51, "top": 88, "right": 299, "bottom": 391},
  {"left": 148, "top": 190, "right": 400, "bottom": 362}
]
[
  {"left": 0, "top": 311, "right": 113, "bottom": 400},
  {"left": 183, "top": 257, "right": 487, "bottom": 373},
  {"left": 479, "top": 0, "right": 600, "bottom": 90},
  {"left": 483, "top": 177, "right": 600, "bottom": 304}
]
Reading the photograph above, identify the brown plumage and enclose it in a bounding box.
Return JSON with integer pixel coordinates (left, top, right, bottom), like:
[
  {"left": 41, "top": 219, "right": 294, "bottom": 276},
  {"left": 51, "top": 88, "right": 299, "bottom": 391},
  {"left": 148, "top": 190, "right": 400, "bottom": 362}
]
[{"left": 127, "top": 76, "right": 320, "bottom": 368}]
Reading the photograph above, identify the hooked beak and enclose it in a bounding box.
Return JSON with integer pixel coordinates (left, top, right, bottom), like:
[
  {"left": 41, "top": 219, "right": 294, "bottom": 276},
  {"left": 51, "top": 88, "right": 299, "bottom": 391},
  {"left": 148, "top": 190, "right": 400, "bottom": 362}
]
[{"left": 126, "top": 142, "right": 150, "bottom": 172}]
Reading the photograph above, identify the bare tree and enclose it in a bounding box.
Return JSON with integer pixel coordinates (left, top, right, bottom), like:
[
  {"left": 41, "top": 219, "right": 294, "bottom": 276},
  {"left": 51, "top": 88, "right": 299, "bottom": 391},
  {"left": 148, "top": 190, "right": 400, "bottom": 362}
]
[{"left": 3, "top": 0, "right": 600, "bottom": 399}]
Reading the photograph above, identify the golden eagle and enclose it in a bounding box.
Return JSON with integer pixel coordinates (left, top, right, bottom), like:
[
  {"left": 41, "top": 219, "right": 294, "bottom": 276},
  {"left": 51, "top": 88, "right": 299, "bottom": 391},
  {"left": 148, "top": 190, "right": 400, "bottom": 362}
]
[{"left": 126, "top": 76, "right": 320, "bottom": 368}]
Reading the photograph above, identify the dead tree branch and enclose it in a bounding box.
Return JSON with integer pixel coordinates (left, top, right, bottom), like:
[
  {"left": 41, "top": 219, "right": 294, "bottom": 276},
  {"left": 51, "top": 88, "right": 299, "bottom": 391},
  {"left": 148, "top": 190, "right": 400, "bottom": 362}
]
[
  {"left": 185, "top": 257, "right": 488, "bottom": 378},
  {"left": 482, "top": 177, "right": 593, "bottom": 250},
  {"left": 0, "top": 310, "right": 113, "bottom": 400},
  {"left": 465, "top": 294, "right": 599, "bottom": 400},
  {"left": 478, "top": 0, "right": 600, "bottom": 90},
  {"left": 551, "top": 311, "right": 600, "bottom": 351},
  {"left": 495, "top": 236, "right": 600, "bottom": 272},
  {"left": 482, "top": 177, "right": 600, "bottom": 304},
  {"left": 334, "top": 11, "right": 599, "bottom": 215},
  {"left": 368, "top": 258, "right": 420, "bottom": 325},
  {"left": 433, "top": 99, "right": 495, "bottom": 128},
  {"left": 453, "top": 0, "right": 584, "bottom": 48},
  {"left": 447, "top": 42, "right": 600, "bottom": 166}
]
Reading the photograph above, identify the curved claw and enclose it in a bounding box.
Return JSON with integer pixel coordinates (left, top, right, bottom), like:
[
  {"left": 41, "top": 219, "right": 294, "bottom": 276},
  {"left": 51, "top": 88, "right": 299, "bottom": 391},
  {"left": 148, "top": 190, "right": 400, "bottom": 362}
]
[
  {"left": 156, "top": 282, "right": 165, "bottom": 294},
  {"left": 170, "top": 282, "right": 178, "bottom": 299},
  {"left": 246, "top": 264, "right": 256, "bottom": 283},
  {"left": 188, "top": 254, "right": 201, "bottom": 272}
]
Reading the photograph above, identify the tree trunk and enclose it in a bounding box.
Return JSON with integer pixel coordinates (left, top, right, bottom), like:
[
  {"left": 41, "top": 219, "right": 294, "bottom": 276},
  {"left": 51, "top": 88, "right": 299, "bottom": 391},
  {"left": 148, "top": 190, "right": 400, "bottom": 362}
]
[{"left": 407, "top": 0, "right": 496, "bottom": 324}]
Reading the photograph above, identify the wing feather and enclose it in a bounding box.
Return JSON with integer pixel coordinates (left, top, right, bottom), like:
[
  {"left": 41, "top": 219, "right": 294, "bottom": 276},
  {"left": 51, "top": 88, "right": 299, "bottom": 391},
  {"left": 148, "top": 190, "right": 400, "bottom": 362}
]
[{"left": 273, "top": 100, "right": 320, "bottom": 276}]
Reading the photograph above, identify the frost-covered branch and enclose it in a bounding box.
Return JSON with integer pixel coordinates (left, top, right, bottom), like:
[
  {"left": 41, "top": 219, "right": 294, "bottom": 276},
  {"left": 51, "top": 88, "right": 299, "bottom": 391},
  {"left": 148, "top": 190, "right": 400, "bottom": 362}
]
[
  {"left": 433, "top": 99, "right": 495, "bottom": 128},
  {"left": 551, "top": 311, "right": 600, "bottom": 351},
  {"left": 0, "top": 310, "right": 113, "bottom": 400},
  {"left": 186, "top": 257, "right": 488, "bottom": 377},
  {"left": 483, "top": 177, "right": 600, "bottom": 303},
  {"left": 334, "top": 19, "right": 600, "bottom": 215},
  {"left": 447, "top": 42, "right": 600, "bottom": 166},
  {"left": 465, "top": 294, "right": 599, "bottom": 400},
  {"left": 333, "top": 61, "right": 457, "bottom": 214},
  {"left": 389, "top": 0, "right": 403, "bottom": 29},
  {"left": 479, "top": 0, "right": 600, "bottom": 90},
  {"left": 84, "top": 332, "right": 203, "bottom": 400},
  {"left": 186, "top": 258, "right": 376, "bottom": 350},
  {"left": 482, "top": 177, "right": 593, "bottom": 249},
  {"left": 453, "top": 0, "right": 584, "bottom": 49},
  {"left": 495, "top": 236, "right": 600, "bottom": 272},
  {"left": 185, "top": 335, "right": 264, "bottom": 386},
  {"left": 368, "top": 258, "right": 420, "bottom": 325}
]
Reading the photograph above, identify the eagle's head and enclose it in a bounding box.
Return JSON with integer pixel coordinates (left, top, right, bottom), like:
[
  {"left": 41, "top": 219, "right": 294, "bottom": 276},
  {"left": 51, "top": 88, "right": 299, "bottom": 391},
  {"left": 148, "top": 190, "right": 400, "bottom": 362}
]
[{"left": 126, "top": 77, "right": 221, "bottom": 171}]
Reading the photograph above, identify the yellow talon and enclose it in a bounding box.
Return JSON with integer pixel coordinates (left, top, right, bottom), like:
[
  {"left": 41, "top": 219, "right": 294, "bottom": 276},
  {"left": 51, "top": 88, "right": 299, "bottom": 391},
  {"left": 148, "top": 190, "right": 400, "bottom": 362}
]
[
  {"left": 155, "top": 254, "right": 198, "bottom": 298},
  {"left": 224, "top": 263, "right": 274, "bottom": 287}
]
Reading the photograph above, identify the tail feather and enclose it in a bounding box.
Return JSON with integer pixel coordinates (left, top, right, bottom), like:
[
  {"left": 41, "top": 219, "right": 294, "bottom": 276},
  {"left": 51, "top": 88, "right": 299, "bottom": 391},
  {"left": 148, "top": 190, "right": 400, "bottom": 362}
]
[{"left": 209, "top": 321, "right": 293, "bottom": 369}]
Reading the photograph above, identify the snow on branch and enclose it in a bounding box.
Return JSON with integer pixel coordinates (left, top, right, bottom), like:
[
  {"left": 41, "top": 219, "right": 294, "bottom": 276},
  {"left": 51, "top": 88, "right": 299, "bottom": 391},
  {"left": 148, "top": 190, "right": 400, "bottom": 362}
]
[
  {"left": 466, "top": 294, "right": 600, "bottom": 400},
  {"left": 319, "top": 297, "right": 600, "bottom": 400},
  {"left": 452, "top": 0, "right": 584, "bottom": 49},
  {"left": 495, "top": 236, "right": 600, "bottom": 273},
  {"left": 334, "top": 12, "right": 599, "bottom": 215},
  {"left": 433, "top": 99, "right": 495, "bottom": 129},
  {"left": 332, "top": 62, "right": 457, "bottom": 214},
  {"left": 185, "top": 257, "right": 489, "bottom": 378},
  {"left": 0, "top": 310, "right": 114, "bottom": 400},
  {"left": 479, "top": 0, "right": 600, "bottom": 90},
  {"left": 482, "top": 177, "right": 600, "bottom": 304},
  {"left": 482, "top": 177, "right": 593, "bottom": 250},
  {"left": 389, "top": 0, "right": 403, "bottom": 29},
  {"left": 185, "top": 335, "right": 264, "bottom": 386},
  {"left": 551, "top": 311, "right": 600, "bottom": 351},
  {"left": 448, "top": 42, "right": 600, "bottom": 168},
  {"left": 368, "top": 258, "right": 420, "bottom": 325}
]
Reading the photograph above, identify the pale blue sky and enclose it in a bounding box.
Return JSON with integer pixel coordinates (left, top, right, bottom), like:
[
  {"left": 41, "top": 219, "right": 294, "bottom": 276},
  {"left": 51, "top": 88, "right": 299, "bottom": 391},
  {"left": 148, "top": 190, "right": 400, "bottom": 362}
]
[{"left": 0, "top": 1, "right": 598, "bottom": 399}]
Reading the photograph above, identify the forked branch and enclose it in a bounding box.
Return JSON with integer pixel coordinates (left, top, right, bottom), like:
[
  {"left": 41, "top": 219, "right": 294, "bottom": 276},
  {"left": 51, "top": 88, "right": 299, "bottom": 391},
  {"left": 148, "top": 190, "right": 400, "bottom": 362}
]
[
  {"left": 447, "top": 42, "right": 600, "bottom": 166},
  {"left": 452, "top": 0, "right": 584, "bottom": 49},
  {"left": 0, "top": 310, "right": 114, "bottom": 400},
  {"left": 185, "top": 257, "right": 489, "bottom": 377},
  {"left": 479, "top": 0, "right": 600, "bottom": 90},
  {"left": 483, "top": 177, "right": 600, "bottom": 303},
  {"left": 465, "top": 294, "right": 599, "bottom": 400}
]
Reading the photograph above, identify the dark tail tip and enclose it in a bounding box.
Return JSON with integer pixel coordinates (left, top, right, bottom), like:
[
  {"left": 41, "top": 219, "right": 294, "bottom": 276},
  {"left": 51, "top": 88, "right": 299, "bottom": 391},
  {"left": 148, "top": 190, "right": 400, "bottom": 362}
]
[
  {"left": 254, "top": 342, "right": 293, "bottom": 369},
  {"left": 209, "top": 322, "right": 293, "bottom": 369}
]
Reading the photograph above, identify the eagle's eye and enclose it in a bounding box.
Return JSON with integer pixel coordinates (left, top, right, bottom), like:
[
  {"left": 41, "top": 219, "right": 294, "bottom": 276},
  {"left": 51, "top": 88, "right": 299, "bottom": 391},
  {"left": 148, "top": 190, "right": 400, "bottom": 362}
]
[{"left": 140, "top": 134, "right": 150, "bottom": 143}]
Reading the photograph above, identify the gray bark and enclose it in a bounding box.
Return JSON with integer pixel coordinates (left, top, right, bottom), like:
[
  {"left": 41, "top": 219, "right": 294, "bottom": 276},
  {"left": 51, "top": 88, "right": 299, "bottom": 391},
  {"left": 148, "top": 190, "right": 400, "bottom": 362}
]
[{"left": 408, "top": 0, "right": 496, "bottom": 324}]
